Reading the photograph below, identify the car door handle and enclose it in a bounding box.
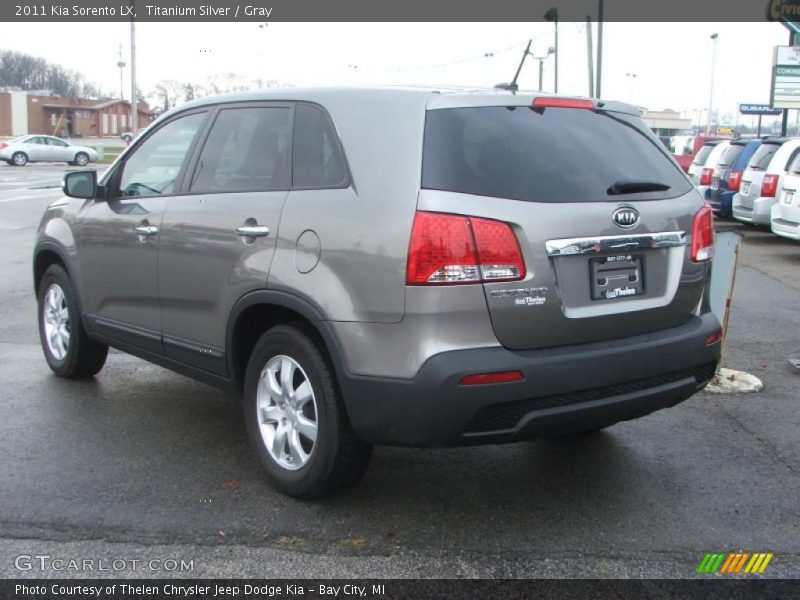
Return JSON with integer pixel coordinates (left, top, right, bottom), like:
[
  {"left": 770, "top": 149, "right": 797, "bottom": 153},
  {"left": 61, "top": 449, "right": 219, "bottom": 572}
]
[
  {"left": 134, "top": 225, "right": 158, "bottom": 237},
  {"left": 236, "top": 226, "right": 270, "bottom": 238}
]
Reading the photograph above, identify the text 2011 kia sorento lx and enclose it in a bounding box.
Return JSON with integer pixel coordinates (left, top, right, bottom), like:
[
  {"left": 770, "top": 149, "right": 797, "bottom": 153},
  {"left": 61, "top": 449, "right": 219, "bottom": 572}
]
[{"left": 34, "top": 88, "right": 720, "bottom": 497}]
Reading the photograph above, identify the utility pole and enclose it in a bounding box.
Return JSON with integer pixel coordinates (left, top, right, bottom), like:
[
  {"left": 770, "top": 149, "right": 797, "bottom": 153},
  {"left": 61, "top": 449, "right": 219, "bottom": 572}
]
[
  {"left": 706, "top": 33, "right": 719, "bottom": 135},
  {"left": 130, "top": 1, "right": 138, "bottom": 135},
  {"left": 596, "top": 0, "right": 604, "bottom": 97},
  {"left": 585, "top": 16, "right": 595, "bottom": 97},
  {"left": 116, "top": 44, "right": 126, "bottom": 101},
  {"left": 544, "top": 8, "right": 559, "bottom": 93}
]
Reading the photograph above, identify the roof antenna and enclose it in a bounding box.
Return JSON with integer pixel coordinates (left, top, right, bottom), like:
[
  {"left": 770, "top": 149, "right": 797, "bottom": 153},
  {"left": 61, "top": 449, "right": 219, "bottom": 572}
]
[{"left": 495, "top": 39, "right": 532, "bottom": 92}]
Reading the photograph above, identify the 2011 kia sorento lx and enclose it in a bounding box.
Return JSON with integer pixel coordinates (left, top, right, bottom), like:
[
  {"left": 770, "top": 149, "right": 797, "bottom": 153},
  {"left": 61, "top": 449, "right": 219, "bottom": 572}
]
[{"left": 34, "top": 88, "right": 721, "bottom": 497}]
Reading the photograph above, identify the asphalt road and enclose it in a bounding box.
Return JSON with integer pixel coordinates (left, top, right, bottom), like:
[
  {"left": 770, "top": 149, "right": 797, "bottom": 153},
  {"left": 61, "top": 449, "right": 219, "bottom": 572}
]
[{"left": 0, "top": 164, "right": 798, "bottom": 579}]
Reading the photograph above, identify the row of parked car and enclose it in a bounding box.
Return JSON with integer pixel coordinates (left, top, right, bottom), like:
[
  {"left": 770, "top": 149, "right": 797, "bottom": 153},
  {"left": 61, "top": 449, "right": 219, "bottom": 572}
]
[{"left": 681, "top": 136, "right": 800, "bottom": 242}]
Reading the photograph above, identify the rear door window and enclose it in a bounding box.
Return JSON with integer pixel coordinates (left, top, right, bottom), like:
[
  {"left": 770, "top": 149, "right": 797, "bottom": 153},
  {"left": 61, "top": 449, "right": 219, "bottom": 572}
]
[
  {"left": 422, "top": 106, "right": 691, "bottom": 203},
  {"left": 748, "top": 143, "right": 780, "bottom": 171},
  {"left": 190, "top": 106, "right": 291, "bottom": 193},
  {"left": 692, "top": 144, "right": 715, "bottom": 166},
  {"left": 718, "top": 144, "right": 744, "bottom": 167}
]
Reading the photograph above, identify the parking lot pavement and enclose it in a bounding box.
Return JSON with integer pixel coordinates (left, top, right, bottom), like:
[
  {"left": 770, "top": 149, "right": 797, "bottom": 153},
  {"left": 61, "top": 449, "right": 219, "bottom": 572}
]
[{"left": 0, "top": 173, "right": 798, "bottom": 578}]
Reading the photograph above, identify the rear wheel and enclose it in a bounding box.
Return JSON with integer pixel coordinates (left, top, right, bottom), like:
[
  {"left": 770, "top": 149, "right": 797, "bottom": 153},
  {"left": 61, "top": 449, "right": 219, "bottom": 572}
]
[
  {"left": 37, "top": 265, "right": 108, "bottom": 378},
  {"left": 11, "top": 152, "right": 27, "bottom": 166},
  {"left": 243, "top": 325, "right": 372, "bottom": 498}
]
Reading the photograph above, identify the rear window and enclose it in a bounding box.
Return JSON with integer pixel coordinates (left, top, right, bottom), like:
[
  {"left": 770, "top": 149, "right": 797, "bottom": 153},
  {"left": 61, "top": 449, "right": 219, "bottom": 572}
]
[
  {"left": 749, "top": 143, "right": 780, "bottom": 171},
  {"left": 692, "top": 144, "right": 715, "bottom": 166},
  {"left": 421, "top": 106, "right": 690, "bottom": 203},
  {"left": 718, "top": 144, "right": 745, "bottom": 167}
]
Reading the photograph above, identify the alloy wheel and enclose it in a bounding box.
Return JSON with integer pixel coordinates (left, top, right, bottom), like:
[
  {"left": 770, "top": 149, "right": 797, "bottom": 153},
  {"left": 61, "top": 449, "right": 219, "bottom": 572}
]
[{"left": 256, "top": 355, "right": 319, "bottom": 471}]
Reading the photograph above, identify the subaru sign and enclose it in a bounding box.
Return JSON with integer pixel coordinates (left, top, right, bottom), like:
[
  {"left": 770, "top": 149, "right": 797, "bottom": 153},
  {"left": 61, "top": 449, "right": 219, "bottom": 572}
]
[{"left": 739, "top": 103, "right": 782, "bottom": 115}]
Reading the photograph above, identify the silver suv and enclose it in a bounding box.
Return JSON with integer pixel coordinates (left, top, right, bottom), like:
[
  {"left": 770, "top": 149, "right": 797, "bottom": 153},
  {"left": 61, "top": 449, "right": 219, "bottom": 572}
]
[{"left": 34, "top": 88, "right": 721, "bottom": 497}]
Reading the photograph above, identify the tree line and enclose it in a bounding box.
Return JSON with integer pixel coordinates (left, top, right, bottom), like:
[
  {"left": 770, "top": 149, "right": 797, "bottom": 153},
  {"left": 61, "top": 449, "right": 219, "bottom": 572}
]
[{"left": 0, "top": 49, "right": 110, "bottom": 99}]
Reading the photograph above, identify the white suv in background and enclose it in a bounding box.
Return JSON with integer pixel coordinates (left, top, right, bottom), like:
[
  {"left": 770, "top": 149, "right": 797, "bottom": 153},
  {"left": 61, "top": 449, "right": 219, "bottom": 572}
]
[
  {"left": 772, "top": 151, "right": 800, "bottom": 241},
  {"left": 693, "top": 140, "right": 731, "bottom": 198},
  {"left": 733, "top": 138, "right": 800, "bottom": 226}
]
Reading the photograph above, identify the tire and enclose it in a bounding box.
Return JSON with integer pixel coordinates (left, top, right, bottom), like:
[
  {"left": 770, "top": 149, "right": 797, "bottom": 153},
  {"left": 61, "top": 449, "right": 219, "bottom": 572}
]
[
  {"left": 11, "top": 152, "right": 27, "bottom": 166},
  {"left": 37, "top": 265, "right": 108, "bottom": 378},
  {"left": 74, "top": 152, "right": 89, "bottom": 166},
  {"left": 243, "top": 324, "right": 372, "bottom": 498}
]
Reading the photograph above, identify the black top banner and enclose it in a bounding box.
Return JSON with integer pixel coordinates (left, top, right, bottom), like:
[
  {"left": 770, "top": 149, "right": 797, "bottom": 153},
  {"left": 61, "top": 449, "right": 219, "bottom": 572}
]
[{"left": 0, "top": 0, "right": 794, "bottom": 22}]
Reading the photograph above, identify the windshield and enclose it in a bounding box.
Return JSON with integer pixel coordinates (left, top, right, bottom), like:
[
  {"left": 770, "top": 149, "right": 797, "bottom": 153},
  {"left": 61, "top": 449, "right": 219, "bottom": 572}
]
[
  {"left": 422, "top": 106, "right": 691, "bottom": 203},
  {"left": 748, "top": 143, "right": 780, "bottom": 171}
]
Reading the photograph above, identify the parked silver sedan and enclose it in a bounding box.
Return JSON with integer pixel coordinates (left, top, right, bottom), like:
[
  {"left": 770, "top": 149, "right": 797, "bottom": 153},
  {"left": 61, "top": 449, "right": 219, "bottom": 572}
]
[{"left": 0, "top": 135, "right": 98, "bottom": 166}]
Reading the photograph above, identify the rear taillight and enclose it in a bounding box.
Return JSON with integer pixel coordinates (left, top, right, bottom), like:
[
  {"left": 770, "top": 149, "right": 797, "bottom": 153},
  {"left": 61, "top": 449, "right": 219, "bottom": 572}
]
[
  {"left": 699, "top": 168, "right": 714, "bottom": 186},
  {"left": 761, "top": 174, "right": 779, "bottom": 198},
  {"left": 691, "top": 205, "right": 714, "bottom": 263},
  {"left": 727, "top": 170, "right": 742, "bottom": 192},
  {"left": 532, "top": 97, "right": 594, "bottom": 110},
  {"left": 0, "top": 142, "right": 7, "bottom": 150},
  {"left": 406, "top": 211, "right": 526, "bottom": 285}
]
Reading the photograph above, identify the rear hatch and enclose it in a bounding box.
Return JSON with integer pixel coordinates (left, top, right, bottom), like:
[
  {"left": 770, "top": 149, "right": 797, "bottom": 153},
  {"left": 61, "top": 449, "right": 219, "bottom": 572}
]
[
  {"left": 711, "top": 141, "right": 746, "bottom": 191},
  {"left": 738, "top": 141, "right": 781, "bottom": 207},
  {"left": 688, "top": 143, "right": 717, "bottom": 184},
  {"left": 418, "top": 97, "right": 708, "bottom": 350}
]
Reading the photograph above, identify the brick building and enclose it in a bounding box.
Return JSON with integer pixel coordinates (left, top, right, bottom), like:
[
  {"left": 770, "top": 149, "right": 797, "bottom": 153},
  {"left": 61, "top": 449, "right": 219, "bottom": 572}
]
[{"left": 0, "top": 90, "right": 154, "bottom": 138}]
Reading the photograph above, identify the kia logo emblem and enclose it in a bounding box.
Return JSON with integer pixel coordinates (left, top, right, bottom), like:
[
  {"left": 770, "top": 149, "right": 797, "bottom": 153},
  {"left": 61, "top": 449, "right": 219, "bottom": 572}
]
[{"left": 612, "top": 207, "right": 639, "bottom": 229}]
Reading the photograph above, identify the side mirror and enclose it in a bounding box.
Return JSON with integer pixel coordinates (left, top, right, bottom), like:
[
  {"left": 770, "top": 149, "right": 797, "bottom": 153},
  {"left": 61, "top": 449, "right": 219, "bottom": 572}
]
[{"left": 63, "top": 170, "right": 97, "bottom": 199}]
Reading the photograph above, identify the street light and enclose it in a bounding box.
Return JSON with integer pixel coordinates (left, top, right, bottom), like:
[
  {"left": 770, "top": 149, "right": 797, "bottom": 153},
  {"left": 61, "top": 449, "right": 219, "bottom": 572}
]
[
  {"left": 707, "top": 33, "right": 719, "bottom": 135},
  {"left": 626, "top": 72, "right": 638, "bottom": 104},
  {"left": 544, "top": 7, "right": 559, "bottom": 93},
  {"left": 116, "top": 44, "right": 126, "bottom": 101},
  {"left": 533, "top": 47, "right": 556, "bottom": 92}
]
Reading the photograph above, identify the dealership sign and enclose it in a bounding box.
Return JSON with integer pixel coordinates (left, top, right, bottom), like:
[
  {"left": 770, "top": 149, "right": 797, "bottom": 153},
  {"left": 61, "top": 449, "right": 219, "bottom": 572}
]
[
  {"left": 739, "top": 103, "right": 781, "bottom": 115},
  {"left": 771, "top": 46, "right": 800, "bottom": 109}
]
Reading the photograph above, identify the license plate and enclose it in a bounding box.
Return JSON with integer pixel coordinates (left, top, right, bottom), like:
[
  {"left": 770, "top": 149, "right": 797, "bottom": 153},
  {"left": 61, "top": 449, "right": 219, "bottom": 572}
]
[
  {"left": 742, "top": 182, "right": 751, "bottom": 195},
  {"left": 711, "top": 179, "right": 720, "bottom": 190},
  {"left": 590, "top": 255, "right": 645, "bottom": 301},
  {"left": 783, "top": 191, "right": 794, "bottom": 206}
]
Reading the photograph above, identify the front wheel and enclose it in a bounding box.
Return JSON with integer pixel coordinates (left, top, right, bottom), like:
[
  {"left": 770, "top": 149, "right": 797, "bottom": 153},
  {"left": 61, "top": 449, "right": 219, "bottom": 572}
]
[
  {"left": 38, "top": 265, "right": 108, "bottom": 378},
  {"left": 73, "top": 152, "right": 89, "bottom": 166},
  {"left": 243, "top": 325, "right": 372, "bottom": 498}
]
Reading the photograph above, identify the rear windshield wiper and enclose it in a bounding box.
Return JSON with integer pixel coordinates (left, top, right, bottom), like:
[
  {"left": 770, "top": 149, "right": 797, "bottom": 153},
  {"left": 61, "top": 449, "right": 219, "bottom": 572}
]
[{"left": 607, "top": 179, "right": 671, "bottom": 195}]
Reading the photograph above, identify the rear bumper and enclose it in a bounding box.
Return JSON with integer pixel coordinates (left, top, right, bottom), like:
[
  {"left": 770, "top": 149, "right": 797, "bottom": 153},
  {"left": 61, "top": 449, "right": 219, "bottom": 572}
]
[
  {"left": 771, "top": 215, "right": 800, "bottom": 241},
  {"left": 733, "top": 196, "right": 774, "bottom": 225},
  {"left": 707, "top": 189, "right": 734, "bottom": 217},
  {"left": 343, "top": 313, "right": 721, "bottom": 446}
]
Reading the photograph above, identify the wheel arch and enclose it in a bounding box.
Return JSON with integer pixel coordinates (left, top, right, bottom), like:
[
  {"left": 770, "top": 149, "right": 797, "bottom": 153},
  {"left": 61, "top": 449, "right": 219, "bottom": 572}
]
[
  {"left": 33, "top": 243, "right": 72, "bottom": 297},
  {"left": 226, "top": 290, "right": 350, "bottom": 396}
]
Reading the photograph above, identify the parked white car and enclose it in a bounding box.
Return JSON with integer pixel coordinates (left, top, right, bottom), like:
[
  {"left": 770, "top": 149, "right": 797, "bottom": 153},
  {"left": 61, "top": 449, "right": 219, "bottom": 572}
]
[
  {"left": 771, "top": 151, "right": 800, "bottom": 241},
  {"left": 733, "top": 137, "right": 800, "bottom": 226},
  {"left": 0, "top": 135, "right": 98, "bottom": 167},
  {"left": 692, "top": 140, "right": 731, "bottom": 198}
]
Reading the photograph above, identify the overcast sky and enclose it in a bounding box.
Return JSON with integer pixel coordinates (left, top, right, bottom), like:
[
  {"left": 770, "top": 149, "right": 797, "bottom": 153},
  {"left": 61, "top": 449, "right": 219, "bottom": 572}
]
[{"left": 0, "top": 21, "right": 789, "bottom": 127}]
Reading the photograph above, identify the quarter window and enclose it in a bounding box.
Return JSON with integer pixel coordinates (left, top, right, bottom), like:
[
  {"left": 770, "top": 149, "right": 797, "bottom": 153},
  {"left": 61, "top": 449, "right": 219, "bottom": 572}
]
[
  {"left": 189, "top": 106, "right": 291, "bottom": 194},
  {"left": 292, "top": 104, "right": 347, "bottom": 188},
  {"left": 117, "top": 112, "right": 206, "bottom": 198}
]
